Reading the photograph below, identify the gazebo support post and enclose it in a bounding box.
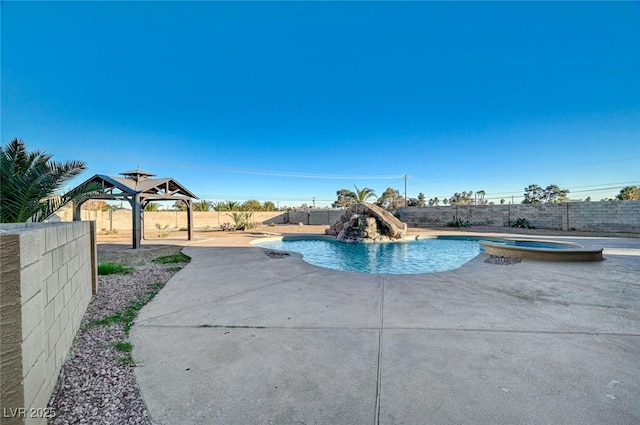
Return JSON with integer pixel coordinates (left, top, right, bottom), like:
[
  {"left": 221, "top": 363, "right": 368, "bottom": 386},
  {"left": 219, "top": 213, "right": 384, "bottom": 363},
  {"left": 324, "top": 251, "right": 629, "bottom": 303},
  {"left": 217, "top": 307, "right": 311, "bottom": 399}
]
[
  {"left": 132, "top": 194, "right": 142, "bottom": 249},
  {"left": 187, "top": 200, "right": 193, "bottom": 241}
]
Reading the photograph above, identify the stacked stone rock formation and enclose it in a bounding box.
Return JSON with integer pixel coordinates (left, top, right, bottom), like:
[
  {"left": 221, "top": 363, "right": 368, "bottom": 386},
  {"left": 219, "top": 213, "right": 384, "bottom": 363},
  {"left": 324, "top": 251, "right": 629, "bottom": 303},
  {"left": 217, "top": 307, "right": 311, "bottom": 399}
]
[{"left": 325, "top": 202, "right": 407, "bottom": 243}]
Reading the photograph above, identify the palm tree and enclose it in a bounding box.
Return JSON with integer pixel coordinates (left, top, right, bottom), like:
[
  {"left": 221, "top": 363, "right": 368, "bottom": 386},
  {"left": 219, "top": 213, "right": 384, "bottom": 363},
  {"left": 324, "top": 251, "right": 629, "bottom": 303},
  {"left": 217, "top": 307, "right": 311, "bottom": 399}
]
[
  {"left": 193, "top": 199, "right": 213, "bottom": 212},
  {"left": 173, "top": 200, "right": 187, "bottom": 211},
  {"left": 225, "top": 200, "right": 241, "bottom": 211},
  {"left": 144, "top": 202, "right": 160, "bottom": 212},
  {"left": 0, "top": 138, "right": 98, "bottom": 223},
  {"left": 354, "top": 185, "right": 376, "bottom": 202}
]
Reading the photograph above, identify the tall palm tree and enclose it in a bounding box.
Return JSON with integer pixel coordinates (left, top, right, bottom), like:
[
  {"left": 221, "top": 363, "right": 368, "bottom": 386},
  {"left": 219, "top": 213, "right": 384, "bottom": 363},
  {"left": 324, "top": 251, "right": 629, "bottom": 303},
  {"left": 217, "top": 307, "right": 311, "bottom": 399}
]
[
  {"left": 225, "top": 200, "right": 241, "bottom": 211},
  {"left": 144, "top": 202, "right": 160, "bottom": 212},
  {"left": 354, "top": 185, "right": 376, "bottom": 202},
  {"left": 193, "top": 199, "right": 213, "bottom": 212},
  {"left": 0, "top": 138, "right": 98, "bottom": 223}
]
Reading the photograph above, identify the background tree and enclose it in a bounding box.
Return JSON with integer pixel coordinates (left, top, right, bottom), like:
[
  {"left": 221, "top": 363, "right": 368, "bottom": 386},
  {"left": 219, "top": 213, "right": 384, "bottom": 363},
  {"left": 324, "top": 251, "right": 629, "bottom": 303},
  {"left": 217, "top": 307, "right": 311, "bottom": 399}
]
[
  {"left": 193, "top": 199, "right": 213, "bottom": 211},
  {"left": 449, "top": 191, "right": 474, "bottom": 205},
  {"left": 407, "top": 198, "right": 420, "bottom": 207},
  {"left": 1, "top": 138, "right": 99, "bottom": 223},
  {"left": 376, "top": 187, "right": 404, "bottom": 209},
  {"left": 522, "top": 184, "right": 544, "bottom": 204},
  {"left": 354, "top": 185, "right": 376, "bottom": 202},
  {"left": 144, "top": 202, "right": 160, "bottom": 211},
  {"left": 242, "top": 199, "right": 262, "bottom": 211},
  {"left": 225, "top": 200, "right": 241, "bottom": 211},
  {"left": 83, "top": 200, "right": 110, "bottom": 211},
  {"left": 616, "top": 186, "right": 640, "bottom": 200},
  {"left": 173, "top": 200, "right": 187, "bottom": 211},
  {"left": 523, "top": 184, "right": 569, "bottom": 204},
  {"left": 442, "top": 198, "right": 449, "bottom": 206},
  {"left": 332, "top": 188, "right": 356, "bottom": 208},
  {"left": 545, "top": 184, "right": 570, "bottom": 203},
  {"left": 417, "top": 192, "right": 426, "bottom": 207},
  {"left": 213, "top": 201, "right": 227, "bottom": 211},
  {"left": 262, "top": 201, "right": 276, "bottom": 211},
  {"left": 475, "top": 190, "right": 486, "bottom": 205}
]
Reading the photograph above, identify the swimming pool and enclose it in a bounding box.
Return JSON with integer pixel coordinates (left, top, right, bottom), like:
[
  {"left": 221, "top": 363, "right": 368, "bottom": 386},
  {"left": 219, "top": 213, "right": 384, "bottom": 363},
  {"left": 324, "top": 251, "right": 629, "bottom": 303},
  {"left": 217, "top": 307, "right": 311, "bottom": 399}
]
[{"left": 255, "top": 237, "right": 481, "bottom": 274}]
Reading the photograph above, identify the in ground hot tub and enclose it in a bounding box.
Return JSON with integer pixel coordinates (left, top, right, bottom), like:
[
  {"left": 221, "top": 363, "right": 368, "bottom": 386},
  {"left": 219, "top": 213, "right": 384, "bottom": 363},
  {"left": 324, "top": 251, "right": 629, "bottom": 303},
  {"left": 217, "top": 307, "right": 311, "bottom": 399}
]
[{"left": 479, "top": 238, "right": 603, "bottom": 261}]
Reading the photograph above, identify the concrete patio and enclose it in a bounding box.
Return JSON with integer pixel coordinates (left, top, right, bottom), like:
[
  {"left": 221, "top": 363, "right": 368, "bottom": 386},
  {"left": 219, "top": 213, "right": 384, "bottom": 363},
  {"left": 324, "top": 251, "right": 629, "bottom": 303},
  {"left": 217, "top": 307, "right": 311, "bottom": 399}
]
[{"left": 130, "top": 233, "right": 640, "bottom": 424}]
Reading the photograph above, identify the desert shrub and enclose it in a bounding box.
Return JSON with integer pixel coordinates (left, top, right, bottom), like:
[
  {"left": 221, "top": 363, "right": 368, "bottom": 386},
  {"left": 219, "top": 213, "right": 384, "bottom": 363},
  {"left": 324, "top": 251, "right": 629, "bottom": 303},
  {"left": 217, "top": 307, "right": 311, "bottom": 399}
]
[
  {"left": 155, "top": 223, "right": 170, "bottom": 238},
  {"left": 446, "top": 216, "right": 471, "bottom": 228},
  {"left": 512, "top": 218, "right": 534, "bottom": 229},
  {"left": 226, "top": 212, "right": 259, "bottom": 230}
]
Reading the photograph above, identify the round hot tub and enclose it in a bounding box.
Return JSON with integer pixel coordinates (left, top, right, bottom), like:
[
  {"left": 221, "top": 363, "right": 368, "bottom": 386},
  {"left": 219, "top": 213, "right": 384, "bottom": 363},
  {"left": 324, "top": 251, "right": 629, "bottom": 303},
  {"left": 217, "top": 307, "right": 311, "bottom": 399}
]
[{"left": 479, "top": 238, "right": 603, "bottom": 261}]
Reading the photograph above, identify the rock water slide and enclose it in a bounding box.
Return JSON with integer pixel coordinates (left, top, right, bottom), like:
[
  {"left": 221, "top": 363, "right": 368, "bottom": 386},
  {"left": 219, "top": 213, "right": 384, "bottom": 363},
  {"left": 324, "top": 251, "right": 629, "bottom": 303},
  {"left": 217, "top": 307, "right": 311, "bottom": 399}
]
[{"left": 326, "top": 202, "right": 408, "bottom": 243}]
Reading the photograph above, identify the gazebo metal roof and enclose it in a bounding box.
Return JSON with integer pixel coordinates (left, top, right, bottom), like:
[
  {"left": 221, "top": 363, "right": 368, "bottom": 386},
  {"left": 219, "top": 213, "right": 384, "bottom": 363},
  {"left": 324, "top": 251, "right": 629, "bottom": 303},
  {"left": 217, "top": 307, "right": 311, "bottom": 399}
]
[{"left": 69, "top": 169, "right": 198, "bottom": 248}]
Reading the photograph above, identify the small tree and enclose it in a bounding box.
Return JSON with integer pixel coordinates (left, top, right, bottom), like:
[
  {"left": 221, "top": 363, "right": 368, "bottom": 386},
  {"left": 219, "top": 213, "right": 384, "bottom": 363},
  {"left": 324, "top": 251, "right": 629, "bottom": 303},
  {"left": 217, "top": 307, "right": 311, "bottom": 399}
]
[{"left": 262, "top": 201, "right": 276, "bottom": 211}]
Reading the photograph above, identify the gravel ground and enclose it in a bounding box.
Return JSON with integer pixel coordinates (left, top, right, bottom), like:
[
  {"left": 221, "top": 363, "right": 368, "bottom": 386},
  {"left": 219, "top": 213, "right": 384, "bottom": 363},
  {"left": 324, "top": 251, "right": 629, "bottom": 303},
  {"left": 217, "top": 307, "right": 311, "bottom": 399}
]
[{"left": 48, "top": 246, "right": 184, "bottom": 425}]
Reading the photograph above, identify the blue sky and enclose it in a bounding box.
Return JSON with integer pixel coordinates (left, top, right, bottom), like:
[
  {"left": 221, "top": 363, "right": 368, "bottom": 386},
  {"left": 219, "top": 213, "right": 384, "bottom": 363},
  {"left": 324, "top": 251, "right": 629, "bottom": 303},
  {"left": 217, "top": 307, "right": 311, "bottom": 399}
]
[{"left": 2, "top": 1, "right": 639, "bottom": 207}]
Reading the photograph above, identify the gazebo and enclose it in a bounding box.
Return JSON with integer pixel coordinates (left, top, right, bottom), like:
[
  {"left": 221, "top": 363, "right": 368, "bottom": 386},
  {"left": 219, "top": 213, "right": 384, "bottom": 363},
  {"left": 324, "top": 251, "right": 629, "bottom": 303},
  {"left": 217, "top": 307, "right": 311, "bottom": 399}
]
[{"left": 70, "top": 169, "right": 198, "bottom": 248}]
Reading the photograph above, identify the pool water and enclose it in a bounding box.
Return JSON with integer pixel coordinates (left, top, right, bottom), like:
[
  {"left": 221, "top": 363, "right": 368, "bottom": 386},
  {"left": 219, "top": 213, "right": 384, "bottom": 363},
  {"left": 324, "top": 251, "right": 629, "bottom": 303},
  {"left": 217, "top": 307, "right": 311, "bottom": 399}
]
[{"left": 255, "top": 237, "right": 481, "bottom": 274}]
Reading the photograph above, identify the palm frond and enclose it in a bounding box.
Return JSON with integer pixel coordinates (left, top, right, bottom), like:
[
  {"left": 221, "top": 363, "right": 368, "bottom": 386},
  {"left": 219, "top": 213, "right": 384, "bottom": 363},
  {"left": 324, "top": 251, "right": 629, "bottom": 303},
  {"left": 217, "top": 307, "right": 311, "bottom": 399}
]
[{"left": 1, "top": 138, "right": 99, "bottom": 223}]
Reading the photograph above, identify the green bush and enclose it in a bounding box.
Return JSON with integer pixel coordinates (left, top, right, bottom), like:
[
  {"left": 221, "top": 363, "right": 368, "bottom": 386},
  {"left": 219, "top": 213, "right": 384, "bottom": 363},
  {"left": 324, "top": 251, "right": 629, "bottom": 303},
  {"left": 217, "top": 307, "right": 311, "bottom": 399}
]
[
  {"left": 446, "top": 216, "right": 471, "bottom": 228},
  {"left": 512, "top": 218, "right": 534, "bottom": 229},
  {"left": 226, "top": 212, "right": 259, "bottom": 230}
]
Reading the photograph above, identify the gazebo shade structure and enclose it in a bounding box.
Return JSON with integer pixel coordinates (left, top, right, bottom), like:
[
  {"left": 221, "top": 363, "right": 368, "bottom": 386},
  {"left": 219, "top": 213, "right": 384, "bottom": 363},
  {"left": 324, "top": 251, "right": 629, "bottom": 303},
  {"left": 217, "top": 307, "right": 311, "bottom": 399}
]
[{"left": 69, "top": 169, "right": 198, "bottom": 248}]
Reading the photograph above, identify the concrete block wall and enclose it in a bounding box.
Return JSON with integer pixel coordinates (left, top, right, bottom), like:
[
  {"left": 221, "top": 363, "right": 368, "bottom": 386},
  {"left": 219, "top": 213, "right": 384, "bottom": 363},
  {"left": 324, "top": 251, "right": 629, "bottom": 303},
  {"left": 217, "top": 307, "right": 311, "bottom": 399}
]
[
  {"left": 53, "top": 210, "right": 289, "bottom": 232},
  {"left": 0, "top": 222, "right": 95, "bottom": 425},
  {"left": 55, "top": 201, "right": 640, "bottom": 234},
  {"left": 567, "top": 201, "right": 640, "bottom": 232},
  {"left": 398, "top": 201, "right": 640, "bottom": 233},
  {"left": 287, "top": 210, "right": 345, "bottom": 226}
]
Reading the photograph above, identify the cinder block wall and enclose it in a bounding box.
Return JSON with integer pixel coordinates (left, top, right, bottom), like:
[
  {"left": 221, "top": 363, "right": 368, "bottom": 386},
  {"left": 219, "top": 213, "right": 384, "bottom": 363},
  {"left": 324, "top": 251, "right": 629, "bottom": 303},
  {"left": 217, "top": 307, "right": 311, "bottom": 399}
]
[
  {"left": 398, "top": 201, "right": 640, "bottom": 233},
  {"left": 0, "top": 222, "right": 96, "bottom": 425},
  {"left": 54, "top": 201, "right": 640, "bottom": 234}
]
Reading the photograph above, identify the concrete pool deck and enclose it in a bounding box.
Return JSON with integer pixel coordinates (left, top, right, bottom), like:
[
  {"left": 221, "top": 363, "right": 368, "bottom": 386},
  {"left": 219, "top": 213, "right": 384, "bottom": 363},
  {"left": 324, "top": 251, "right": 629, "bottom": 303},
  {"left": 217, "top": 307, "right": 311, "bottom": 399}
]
[{"left": 129, "top": 229, "right": 640, "bottom": 424}]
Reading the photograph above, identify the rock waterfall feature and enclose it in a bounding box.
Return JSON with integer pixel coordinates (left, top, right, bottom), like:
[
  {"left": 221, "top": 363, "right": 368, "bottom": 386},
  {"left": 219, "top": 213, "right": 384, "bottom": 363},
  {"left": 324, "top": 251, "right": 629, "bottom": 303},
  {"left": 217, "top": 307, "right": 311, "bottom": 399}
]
[{"left": 325, "top": 202, "right": 407, "bottom": 243}]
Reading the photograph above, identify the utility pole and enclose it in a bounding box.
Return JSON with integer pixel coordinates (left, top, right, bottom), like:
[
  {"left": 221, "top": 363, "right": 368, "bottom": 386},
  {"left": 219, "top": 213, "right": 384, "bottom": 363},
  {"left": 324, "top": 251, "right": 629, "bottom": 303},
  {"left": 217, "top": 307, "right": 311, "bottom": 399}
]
[
  {"left": 312, "top": 197, "right": 316, "bottom": 208},
  {"left": 404, "top": 174, "right": 408, "bottom": 207}
]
